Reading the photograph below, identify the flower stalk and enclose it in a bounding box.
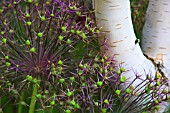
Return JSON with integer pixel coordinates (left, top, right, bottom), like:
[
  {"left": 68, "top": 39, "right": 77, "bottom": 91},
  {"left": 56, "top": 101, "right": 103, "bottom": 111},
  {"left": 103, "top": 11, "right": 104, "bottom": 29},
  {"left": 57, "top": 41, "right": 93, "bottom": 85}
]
[{"left": 29, "top": 77, "right": 40, "bottom": 113}]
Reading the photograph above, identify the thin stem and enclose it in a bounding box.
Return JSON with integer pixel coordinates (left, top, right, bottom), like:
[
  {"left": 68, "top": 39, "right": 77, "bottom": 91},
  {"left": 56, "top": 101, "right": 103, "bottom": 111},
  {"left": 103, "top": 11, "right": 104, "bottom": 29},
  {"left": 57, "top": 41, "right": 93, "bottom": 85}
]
[
  {"left": 29, "top": 77, "right": 40, "bottom": 113},
  {"left": 18, "top": 92, "right": 25, "bottom": 113},
  {"left": 0, "top": 97, "right": 2, "bottom": 113}
]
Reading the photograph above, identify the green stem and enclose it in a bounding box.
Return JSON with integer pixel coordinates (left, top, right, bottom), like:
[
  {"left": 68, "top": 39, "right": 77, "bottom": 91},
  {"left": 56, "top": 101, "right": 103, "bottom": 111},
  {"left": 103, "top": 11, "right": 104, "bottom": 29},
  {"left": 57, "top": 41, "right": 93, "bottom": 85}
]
[
  {"left": 18, "top": 92, "right": 25, "bottom": 113},
  {"left": 0, "top": 97, "right": 2, "bottom": 113},
  {"left": 50, "top": 107, "right": 53, "bottom": 113},
  {"left": 29, "top": 78, "right": 40, "bottom": 113}
]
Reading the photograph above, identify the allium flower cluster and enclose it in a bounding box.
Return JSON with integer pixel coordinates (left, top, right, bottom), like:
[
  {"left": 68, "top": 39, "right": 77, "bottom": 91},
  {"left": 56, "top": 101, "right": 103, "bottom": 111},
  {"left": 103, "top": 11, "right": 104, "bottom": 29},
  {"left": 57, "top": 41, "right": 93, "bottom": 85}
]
[
  {"left": 0, "top": 0, "right": 169, "bottom": 113},
  {"left": 0, "top": 0, "right": 98, "bottom": 112}
]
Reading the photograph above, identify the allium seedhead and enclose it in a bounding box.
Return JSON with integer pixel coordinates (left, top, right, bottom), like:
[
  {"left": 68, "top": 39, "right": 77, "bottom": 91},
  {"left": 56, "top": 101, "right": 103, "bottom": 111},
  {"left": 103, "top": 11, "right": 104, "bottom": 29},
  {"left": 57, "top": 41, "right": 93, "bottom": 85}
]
[{"left": 0, "top": 0, "right": 99, "bottom": 111}]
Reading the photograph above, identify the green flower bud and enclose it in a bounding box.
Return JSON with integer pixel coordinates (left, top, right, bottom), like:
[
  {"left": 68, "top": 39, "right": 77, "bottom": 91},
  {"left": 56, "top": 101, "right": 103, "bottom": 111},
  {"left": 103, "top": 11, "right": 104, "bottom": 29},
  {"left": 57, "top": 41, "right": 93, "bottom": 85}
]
[
  {"left": 116, "top": 69, "right": 121, "bottom": 74},
  {"left": 79, "top": 63, "right": 83, "bottom": 68},
  {"left": 26, "top": 21, "right": 32, "bottom": 26},
  {"left": 97, "top": 81, "right": 103, "bottom": 87},
  {"left": 156, "top": 81, "right": 160, "bottom": 86},
  {"left": 37, "top": 32, "right": 43, "bottom": 38},
  {"left": 58, "top": 35, "right": 63, "bottom": 41},
  {"left": 26, "top": 75, "right": 33, "bottom": 82},
  {"left": 65, "top": 110, "right": 71, "bottom": 113},
  {"left": 96, "top": 30, "right": 100, "bottom": 33},
  {"left": 74, "top": 103, "right": 80, "bottom": 109},
  {"left": 28, "top": 0, "right": 33, "bottom": 3},
  {"left": 44, "top": 90, "right": 49, "bottom": 95},
  {"left": 156, "top": 73, "right": 161, "bottom": 79},
  {"left": 40, "top": 16, "right": 46, "bottom": 21},
  {"left": 51, "top": 63, "right": 55, "bottom": 68},
  {"left": 59, "top": 78, "right": 65, "bottom": 83},
  {"left": 0, "top": 9, "right": 3, "bottom": 13},
  {"left": 46, "top": 1, "right": 50, "bottom": 5},
  {"left": 100, "top": 68, "right": 103, "bottom": 73},
  {"left": 5, "top": 56, "right": 9, "bottom": 60},
  {"left": 6, "top": 62, "right": 11, "bottom": 67},
  {"left": 120, "top": 76, "right": 126, "bottom": 83},
  {"left": 76, "top": 30, "right": 81, "bottom": 35},
  {"left": 148, "top": 84, "right": 153, "bottom": 89},
  {"left": 82, "top": 83, "right": 86, "bottom": 87},
  {"left": 69, "top": 100, "right": 76, "bottom": 106},
  {"left": 2, "top": 38, "right": 7, "bottom": 44},
  {"left": 116, "top": 90, "right": 121, "bottom": 95},
  {"left": 104, "top": 99, "right": 109, "bottom": 104},
  {"left": 69, "top": 29, "right": 74, "bottom": 34},
  {"left": 51, "top": 71, "right": 56, "bottom": 75},
  {"left": 87, "top": 17, "right": 91, "bottom": 22},
  {"left": 120, "top": 67, "right": 125, "bottom": 72},
  {"left": 81, "top": 32, "right": 86, "bottom": 39},
  {"left": 101, "top": 58, "right": 104, "bottom": 63},
  {"left": 58, "top": 60, "right": 63, "bottom": 65},
  {"left": 58, "top": 66, "right": 62, "bottom": 72},
  {"left": 73, "top": 6, "right": 77, "bottom": 10},
  {"left": 50, "top": 100, "right": 55, "bottom": 106},
  {"left": 36, "top": 94, "right": 42, "bottom": 99},
  {"left": 69, "top": 6, "right": 73, "bottom": 10},
  {"left": 51, "top": 95, "right": 56, "bottom": 99},
  {"left": 85, "top": 24, "right": 89, "bottom": 28},
  {"left": 9, "top": 30, "right": 14, "bottom": 34},
  {"left": 30, "top": 47, "right": 36, "bottom": 53},
  {"left": 102, "top": 108, "right": 107, "bottom": 113},
  {"left": 32, "top": 78, "right": 37, "bottom": 84},
  {"left": 1, "top": 31, "right": 5, "bottom": 35},
  {"left": 35, "top": 2, "right": 39, "bottom": 6},
  {"left": 50, "top": 13, "right": 54, "bottom": 17},
  {"left": 145, "top": 87, "right": 151, "bottom": 94},
  {"left": 25, "top": 13, "right": 30, "bottom": 18},
  {"left": 70, "top": 77, "right": 75, "bottom": 82},
  {"left": 109, "top": 67, "right": 113, "bottom": 71},
  {"left": 78, "top": 70, "right": 83, "bottom": 75},
  {"left": 76, "top": 11, "right": 81, "bottom": 16},
  {"left": 155, "top": 105, "right": 160, "bottom": 110},
  {"left": 162, "top": 89, "right": 167, "bottom": 94},
  {"left": 126, "top": 88, "right": 131, "bottom": 94},
  {"left": 61, "top": 26, "right": 66, "bottom": 32},
  {"left": 66, "top": 39, "right": 71, "bottom": 44},
  {"left": 155, "top": 100, "right": 159, "bottom": 104},
  {"left": 26, "top": 40, "right": 31, "bottom": 45},
  {"left": 66, "top": 91, "right": 72, "bottom": 97}
]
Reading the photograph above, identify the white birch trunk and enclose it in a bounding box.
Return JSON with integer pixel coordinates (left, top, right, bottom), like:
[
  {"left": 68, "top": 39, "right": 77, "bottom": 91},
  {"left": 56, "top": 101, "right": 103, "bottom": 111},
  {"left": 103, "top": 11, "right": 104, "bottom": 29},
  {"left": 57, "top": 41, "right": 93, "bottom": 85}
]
[
  {"left": 95, "top": 0, "right": 155, "bottom": 87},
  {"left": 142, "top": 0, "right": 170, "bottom": 112},
  {"left": 142, "top": 0, "right": 170, "bottom": 83}
]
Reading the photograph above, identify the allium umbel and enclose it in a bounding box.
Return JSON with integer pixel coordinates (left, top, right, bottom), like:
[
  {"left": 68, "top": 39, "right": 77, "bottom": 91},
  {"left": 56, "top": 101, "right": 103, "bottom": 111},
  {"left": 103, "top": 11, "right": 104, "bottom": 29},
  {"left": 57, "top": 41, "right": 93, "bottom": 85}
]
[
  {"left": 0, "top": 0, "right": 99, "bottom": 112},
  {"left": 0, "top": 0, "right": 169, "bottom": 113}
]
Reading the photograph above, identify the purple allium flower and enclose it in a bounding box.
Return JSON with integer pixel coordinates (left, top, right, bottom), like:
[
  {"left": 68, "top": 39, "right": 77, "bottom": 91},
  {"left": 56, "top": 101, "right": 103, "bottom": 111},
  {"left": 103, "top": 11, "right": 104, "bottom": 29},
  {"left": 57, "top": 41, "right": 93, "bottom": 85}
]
[{"left": 0, "top": 0, "right": 99, "bottom": 112}]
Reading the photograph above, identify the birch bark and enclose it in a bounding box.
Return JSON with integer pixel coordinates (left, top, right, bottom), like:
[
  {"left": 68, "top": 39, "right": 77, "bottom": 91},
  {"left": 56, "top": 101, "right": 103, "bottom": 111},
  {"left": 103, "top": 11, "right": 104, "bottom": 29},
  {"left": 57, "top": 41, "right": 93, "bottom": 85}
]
[
  {"left": 142, "top": 0, "right": 170, "bottom": 112},
  {"left": 142, "top": 0, "right": 170, "bottom": 84},
  {"left": 95, "top": 0, "right": 155, "bottom": 87},
  {"left": 95, "top": 0, "right": 170, "bottom": 112}
]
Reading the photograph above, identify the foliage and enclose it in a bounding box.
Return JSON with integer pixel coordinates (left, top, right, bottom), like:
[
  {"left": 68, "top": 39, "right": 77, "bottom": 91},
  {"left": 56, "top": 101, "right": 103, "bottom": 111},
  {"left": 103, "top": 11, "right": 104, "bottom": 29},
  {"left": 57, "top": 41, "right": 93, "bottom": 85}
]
[
  {"left": 131, "top": 0, "right": 149, "bottom": 40},
  {"left": 0, "top": 0, "right": 169, "bottom": 113}
]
